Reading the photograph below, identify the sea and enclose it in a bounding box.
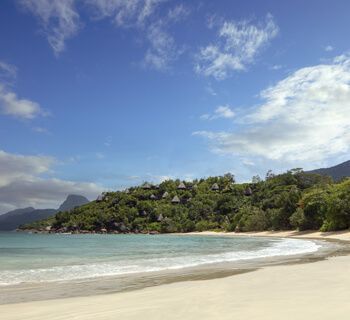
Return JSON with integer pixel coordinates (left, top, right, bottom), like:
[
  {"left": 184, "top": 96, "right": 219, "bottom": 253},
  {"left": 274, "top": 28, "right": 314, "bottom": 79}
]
[{"left": 0, "top": 232, "right": 324, "bottom": 287}]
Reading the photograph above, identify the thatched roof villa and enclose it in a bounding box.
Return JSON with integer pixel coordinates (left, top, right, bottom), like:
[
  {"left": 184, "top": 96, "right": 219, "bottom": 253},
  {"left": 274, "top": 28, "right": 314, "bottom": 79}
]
[
  {"left": 177, "top": 182, "right": 186, "bottom": 190},
  {"left": 142, "top": 182, "right": 152, "bottom": 190},
  {"left": 96, "top": 194, "right": 104, "bottom": 202},
  {"left": 171, "top": 195, "right": 181, "bottom": 204},
  {"left": 211, "top": 183, "right": 220, "bottom": 191},
  {"left": 162, "top": 191, "right": 169, "bottom": 199},
  {"left": 140, "top": 210, "right": 148, "bottom": 217},
  {"left": 244, "top": 186, "right": 253, "bottom": 196}
]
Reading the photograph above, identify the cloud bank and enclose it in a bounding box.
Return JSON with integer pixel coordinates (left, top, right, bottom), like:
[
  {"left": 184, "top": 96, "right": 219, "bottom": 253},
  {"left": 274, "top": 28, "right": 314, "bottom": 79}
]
[
  {"left": 195, "top": 55, "right": 350, "bottom": 164},
  {"left": 0, "top": 84, "right": 44, "bottom": 119},
  {"left": 0, "top": 150, "right": 103, "bottom": 214}
]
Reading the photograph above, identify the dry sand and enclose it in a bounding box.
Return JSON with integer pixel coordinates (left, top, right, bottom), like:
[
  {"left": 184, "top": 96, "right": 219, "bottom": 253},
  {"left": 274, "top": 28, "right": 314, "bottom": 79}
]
[{"left": 1, "top": 230, "right": 350, "bottom": 320}]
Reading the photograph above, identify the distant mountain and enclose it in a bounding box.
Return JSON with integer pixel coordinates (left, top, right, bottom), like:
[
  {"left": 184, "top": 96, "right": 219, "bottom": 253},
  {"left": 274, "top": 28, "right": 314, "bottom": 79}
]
[
  {"left": 58, "top": 194, "right": 89, "bottom": 212},
  {"left": 0, "top": 194, "right": 90, "bottom": 231},
  {"left": 308, "top": 160, "right": 350, "bottom": 181},
  {"left": 0, "top": 208, "right": 56, "bottom": 231}
]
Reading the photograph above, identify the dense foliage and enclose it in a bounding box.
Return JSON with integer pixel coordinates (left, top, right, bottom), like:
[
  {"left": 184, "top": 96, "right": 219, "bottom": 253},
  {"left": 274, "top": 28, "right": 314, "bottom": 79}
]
[{"left": 20, "top": 170, "right": 350, "bottom": 233}]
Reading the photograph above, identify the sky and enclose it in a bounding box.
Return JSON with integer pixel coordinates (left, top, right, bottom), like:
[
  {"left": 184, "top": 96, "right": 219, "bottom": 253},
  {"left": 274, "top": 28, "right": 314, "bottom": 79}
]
[{"left": 1, "top": 0, "right": 350, "bottom": 213}]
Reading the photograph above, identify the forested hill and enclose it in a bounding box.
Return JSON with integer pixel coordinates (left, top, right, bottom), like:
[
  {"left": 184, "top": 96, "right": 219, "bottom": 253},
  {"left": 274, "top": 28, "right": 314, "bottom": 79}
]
[
  {"left": 308, "top": 160, "right": 350, "bottom": 181},
  {"left": 20, "top": 170, "right": 350, "bottom": 233}
]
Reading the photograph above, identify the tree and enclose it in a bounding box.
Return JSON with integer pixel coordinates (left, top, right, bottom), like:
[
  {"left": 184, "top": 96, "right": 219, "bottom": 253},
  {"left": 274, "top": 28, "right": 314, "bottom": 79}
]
[
  {"left": 252, "top": 175, "right": 262, "bottom": 184},
  {"left": 265, "top": 170, "right": 275, "bottom": 180}
]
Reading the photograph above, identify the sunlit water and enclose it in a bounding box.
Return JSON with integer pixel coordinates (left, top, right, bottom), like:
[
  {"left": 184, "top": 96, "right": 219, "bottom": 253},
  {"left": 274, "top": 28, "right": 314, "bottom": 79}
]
[{"left": 0, "top": 232, "right": 321, "bottom": 286}]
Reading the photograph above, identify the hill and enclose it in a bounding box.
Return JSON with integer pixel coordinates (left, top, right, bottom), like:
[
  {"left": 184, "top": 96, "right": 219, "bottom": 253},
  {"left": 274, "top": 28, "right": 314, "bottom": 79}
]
[
  {"left": 0, "top": 208, "right": 56, "bottom": 231},
  {"left": 0, "top": 194, "right": 90, "bottom": 231},
  {"left": 58, "top": 194, "right": 90, "bottom": 212},
  {"left": 308, "top": 160, "right": 350, "bottom": 181},
  {"left": 20, "top": 170, "right": 350, "bottom": 233}
]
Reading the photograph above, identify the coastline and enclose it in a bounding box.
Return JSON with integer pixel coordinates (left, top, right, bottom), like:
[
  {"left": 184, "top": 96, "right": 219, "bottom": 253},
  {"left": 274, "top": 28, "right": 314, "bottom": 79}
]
[
  {"left": 1, "top": 231, "right": 350, "bottom": 319},
  {"left": 187, "top": 229, "right": 350, "bottom": 242}
]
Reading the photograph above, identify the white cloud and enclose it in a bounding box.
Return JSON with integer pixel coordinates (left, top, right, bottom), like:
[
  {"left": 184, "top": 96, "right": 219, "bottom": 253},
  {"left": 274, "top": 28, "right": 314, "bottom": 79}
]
[
  {"left": 195, "top": 14, "right": 278, "bottom": 80},
  {"left": 242, "top": 159, "right": 255, "bottom": 166},
  {"left": 214, "top": 105, "right": 235, "bottom": 119},
  {"left": 144, "top": 22, "right": 178, "bottom": 70},
  {"left": 271, "top": 64, "right": 282, "bottom": 70},
  {"left": 87, "top": 0, "right": 165, "bottom": 27},
  {"left": 89, "top": 0, "right": 179, "bottom": 70},
  {"left": 20, "top": 0, "right": 81, "bottom": 55},
  {"left": 201, "top": 105, "right": 235, "bottom": 120},
  {"left": 324, "top": 45, "right": 334, "bottom": 52},
  {"left": 142, "top": 4, "right": 189, "bottom": 70},
  {"left": 33, "top": 126, "right": 50, "bottom": 134},
  {"left": 205, "top": 85, "right": 217, "bottom": 96},
  {"left": 167, "top": 4, "right": 190, "bottom": 22},
  {"left": 0, "top": 150, "right": 103, "bottom": 214},
  {"left": 0, "top": 84, "right": 44, "bottom": 119},
  {"left": 0, "top": 61, "right": 17, "bottom": 80},
  {"left": 194, "top": 55, "right": 350, "bottom": 163},
  {"left": 0, "top": 150, "right": 53, "bottom": 188},
  {"left": 20, "top": 0, "right": 188, "bottom": 69}
]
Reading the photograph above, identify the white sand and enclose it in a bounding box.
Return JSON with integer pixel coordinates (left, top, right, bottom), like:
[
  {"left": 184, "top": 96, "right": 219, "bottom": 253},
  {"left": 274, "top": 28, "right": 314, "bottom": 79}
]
[
  {"left": 1, "top": 230, "right": 350, "bottom": 320},
  {"left": 189, "top": 229, "right": 350, "bottom": 241}
]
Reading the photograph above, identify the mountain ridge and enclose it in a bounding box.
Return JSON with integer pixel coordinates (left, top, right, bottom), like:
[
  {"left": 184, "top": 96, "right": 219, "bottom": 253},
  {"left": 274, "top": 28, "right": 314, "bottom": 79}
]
[
  {"left": 0, "top": 195, "right": 90, "bottom": 231},
  {"left": 307, "top": 160, "right": 350, "bottom": 181}
]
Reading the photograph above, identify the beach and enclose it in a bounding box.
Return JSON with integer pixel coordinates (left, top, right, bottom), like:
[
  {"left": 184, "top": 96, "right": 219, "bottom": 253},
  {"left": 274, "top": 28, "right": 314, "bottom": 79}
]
[{"left": 0, "top": 230, "right": 350, "bottom": 320}]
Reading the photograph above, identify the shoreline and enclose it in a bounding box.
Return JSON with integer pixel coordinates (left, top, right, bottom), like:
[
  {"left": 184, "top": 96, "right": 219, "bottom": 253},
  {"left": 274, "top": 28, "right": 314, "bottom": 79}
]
[
  {"left": 1, "top": 231, "right": 350, "bottom": 319},
  {"left": 186, "top": 229, "right": 350, "bottom": 242},
  {"left": 1, "top": 233, "right": 339, "bottom": 305},
  {"left": 17, "top": 228, "right": 350, "bottom": 242}
]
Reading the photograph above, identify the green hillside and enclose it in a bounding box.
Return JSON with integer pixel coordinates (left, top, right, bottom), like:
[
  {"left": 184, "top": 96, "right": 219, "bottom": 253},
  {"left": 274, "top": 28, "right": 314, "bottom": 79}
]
[{"left": 20, "top": 170, "right": 350, "bottom": 233}]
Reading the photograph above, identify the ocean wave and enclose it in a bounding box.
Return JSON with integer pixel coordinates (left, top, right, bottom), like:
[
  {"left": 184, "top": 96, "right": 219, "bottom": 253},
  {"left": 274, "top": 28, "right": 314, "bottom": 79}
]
[{"left": 0, "top": 238, "right": 321, "bottom": 286}]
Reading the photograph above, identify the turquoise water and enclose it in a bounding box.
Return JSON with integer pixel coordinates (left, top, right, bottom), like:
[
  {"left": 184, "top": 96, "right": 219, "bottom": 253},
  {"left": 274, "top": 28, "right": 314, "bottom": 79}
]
[{"left": 0, "top": 232, "right": 320, "bottom": 286}]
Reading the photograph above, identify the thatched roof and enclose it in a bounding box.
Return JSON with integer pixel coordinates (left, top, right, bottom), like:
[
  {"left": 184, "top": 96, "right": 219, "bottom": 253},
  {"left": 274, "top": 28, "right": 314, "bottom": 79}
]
[
  {"left": 140, "top": 210, "right": 148, "bottom": 217},
  {"left": 211, "top": 183, "right": 220, "bottom": 191},
  {"left": 162, "top": 191, "right": 169, "bottom": 199},
  {"left": 142, "top": 182, "right": 152, "bottom": 189},
  {"left": 96, "top": 194, "right": 104, "bottom": 202},
  {"left": 244, "top": 186, "right": 253, "bottom": 196},
  {"left": 171, "top": 195, "right": 181, "bottom": 203},
  {"left": 157, "top": 213, "right": 164, "bottom": 222},
  {"left": 177, "top": 182, "right": 186, "bottom": 190},
  {"left": 150, "top": 194, "right": 157, "bottom": 200}
]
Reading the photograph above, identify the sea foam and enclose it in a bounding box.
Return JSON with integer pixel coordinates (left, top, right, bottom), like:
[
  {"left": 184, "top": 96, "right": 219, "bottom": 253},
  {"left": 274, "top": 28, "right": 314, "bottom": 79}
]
[{"left": 0, "top": 237, "right": 321, "bottom": 286}]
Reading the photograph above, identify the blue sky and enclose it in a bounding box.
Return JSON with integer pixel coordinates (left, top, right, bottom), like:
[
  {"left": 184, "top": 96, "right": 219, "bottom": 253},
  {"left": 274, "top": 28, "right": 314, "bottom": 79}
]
[{"left": 1, "top": 0, "right": 350, "bottom": 212}]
